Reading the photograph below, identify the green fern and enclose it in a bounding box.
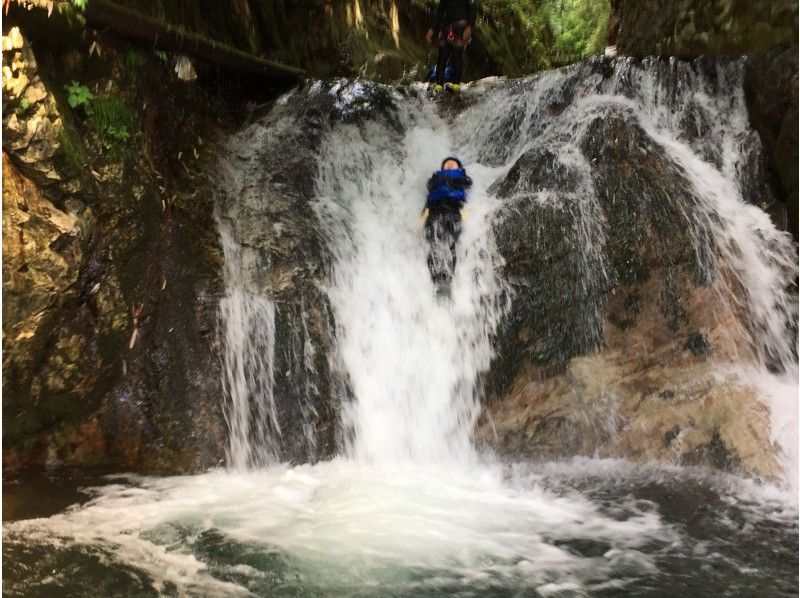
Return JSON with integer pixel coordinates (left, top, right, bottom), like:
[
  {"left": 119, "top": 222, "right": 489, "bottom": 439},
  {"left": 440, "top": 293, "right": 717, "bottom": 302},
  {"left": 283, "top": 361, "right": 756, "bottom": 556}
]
[{"left": 91, "top": 96, "right": 135, "bottom": 153}]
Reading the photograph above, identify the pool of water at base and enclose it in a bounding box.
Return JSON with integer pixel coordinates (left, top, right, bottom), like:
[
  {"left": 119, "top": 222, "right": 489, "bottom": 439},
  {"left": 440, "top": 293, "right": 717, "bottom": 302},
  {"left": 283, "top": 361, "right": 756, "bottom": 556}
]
[{"left": 3, "top": 458, "right": 797, "bottom": 597}]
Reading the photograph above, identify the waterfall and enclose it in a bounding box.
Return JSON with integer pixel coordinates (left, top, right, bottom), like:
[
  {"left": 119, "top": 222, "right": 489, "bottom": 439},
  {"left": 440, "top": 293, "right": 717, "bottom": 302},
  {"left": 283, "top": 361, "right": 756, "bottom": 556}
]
[
  {"left": 216, "top": 59, "right": 797, "bottom": 481},
  {"left": 312, "top": 98, "right": 509, "bottom": 464},
  {"left": 7, "top": 58, "right": 798, "bottom": 598}
]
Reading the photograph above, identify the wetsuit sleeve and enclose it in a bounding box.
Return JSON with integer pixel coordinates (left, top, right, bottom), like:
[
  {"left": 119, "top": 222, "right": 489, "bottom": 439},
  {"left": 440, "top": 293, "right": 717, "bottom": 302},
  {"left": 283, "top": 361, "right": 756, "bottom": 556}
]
[
  {"left": 451, "top": 175, "right": 472, "bottom": 189},
  {"left": 468, "top": 0, "right": 477, "bottom": 27},
  {"left": 426, "top": 173, "right": 438, "bottom": 191},
  {"left": 431, "top": 0, "right": 446, "bottom": 33}
]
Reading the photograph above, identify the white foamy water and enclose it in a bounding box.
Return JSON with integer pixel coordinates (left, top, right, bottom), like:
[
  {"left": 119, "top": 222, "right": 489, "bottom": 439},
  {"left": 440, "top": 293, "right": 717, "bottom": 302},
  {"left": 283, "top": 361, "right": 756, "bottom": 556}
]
[
  {"left": 218, "top": 228, "right": 280, "bottom": 470},
  {"left": 5, "top": 459, "right": 795, "bottom": 595},
  {"left": 5, "top": 61, "right": 798, "bottom": 596},
  {"left": 312, "top": 99, "right": 508, "bottom": 464}
]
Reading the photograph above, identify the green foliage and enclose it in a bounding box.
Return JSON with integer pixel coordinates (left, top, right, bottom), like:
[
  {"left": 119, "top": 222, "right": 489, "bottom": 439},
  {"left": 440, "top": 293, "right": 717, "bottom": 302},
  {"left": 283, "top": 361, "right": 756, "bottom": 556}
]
[
  {"left": 71, "top": 0, "right": 87, "bottom": 10},
  {"left": 124, "top": 50, "right": 144, "bottom": 71},
  {"left": 63, "top": 81, "right": 136, "bottom": 155},
  {"left": 57, "top": 129, "right": 87, "bottom": 171},
  {"left": 479, "top": 0, "right": 610, "bottom": 72},
  {"left": 19, "top": 98, "right": 30, "bottom": 111},
  {"left": 154, "top": 50, "right": 168, "bottom": 62},
  {"left": 65, "top": 80, "right": 95, "bottom": 113},
  {"left": 544, "top": 0, "right": 611, "bottom": 61},
  {"left": 90, "top": 96, "right": 135, "bottom": 152}
]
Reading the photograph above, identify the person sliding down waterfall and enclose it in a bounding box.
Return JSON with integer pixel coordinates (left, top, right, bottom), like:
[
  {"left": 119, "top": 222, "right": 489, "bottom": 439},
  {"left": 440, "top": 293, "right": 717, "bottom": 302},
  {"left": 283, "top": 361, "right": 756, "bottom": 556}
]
[
  {"left": 425, "top": 0, "right": 477, "bottom": 93},
  {"left": 422, "top": 157, "right": 472, "bottom": 295}
]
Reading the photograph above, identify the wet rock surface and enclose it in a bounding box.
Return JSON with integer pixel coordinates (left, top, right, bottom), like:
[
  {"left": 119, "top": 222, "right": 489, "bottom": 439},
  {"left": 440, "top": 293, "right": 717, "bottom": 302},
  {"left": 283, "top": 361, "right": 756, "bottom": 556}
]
[
  {"left": 744, "top": 45, "right": 799, "bottom": 234},
  {"left": 471, "top": 57, "right": 796, "bottom": 479},
  {"left": 612, "top": 0, "right": 797, "bottom": 58},
  {"left": 216, "top": 80, "right": 413, "bottom": 464},
  {"left": 2, "top": 24, "right": 240, "bottom": 472},
  {"left": 609, "top": 1, "right": 798, "bottom": 238}
]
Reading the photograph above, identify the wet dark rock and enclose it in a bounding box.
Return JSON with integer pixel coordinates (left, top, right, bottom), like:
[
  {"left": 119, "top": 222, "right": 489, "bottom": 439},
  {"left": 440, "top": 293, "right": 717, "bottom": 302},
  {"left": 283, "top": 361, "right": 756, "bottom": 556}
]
[
  {"left": 664, "top": 425, "right": 681, "bottom": 447},
  {"left": 659, "top": 390, "right": 675, "bottom": 401},
  {"left": 611, "top": 0, "right": 798, "bottom": 236},
  {"left": 214, "top": 79, "right": 408, "bottom": 464},
  {"left": 478, "top": 59, "right": 789, "bottom": 479},
  {"left": 744, "top": 45, "right": 799, "bottom": 235},
  {"left": 686, "top": 332, "right": 714, "bottom": 357},
  {"left": 613, "top": 0, "right": 797, "bottom": 58},
  {"left": 489, "top": 99, "right": 708, "bottom": 398},
  {"left": 683, "top": 431, "right": 742, "bottom": 472}
]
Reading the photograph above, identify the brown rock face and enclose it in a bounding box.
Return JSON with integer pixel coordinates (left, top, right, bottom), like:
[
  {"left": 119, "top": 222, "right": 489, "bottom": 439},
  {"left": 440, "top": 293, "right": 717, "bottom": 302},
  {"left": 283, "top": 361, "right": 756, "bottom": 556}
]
[
  {"left": 2, "top": 29, "right": 66, "bottom": 188},
  {"left": 1, "top": 154, "right": 106, "bottom": 453},
  {"left": 2, "top": 24, "right": 231, "bottom": 473},
  {"left": 478, "top": 305, "right": 782, "bottom": 479},
  {"left": 479, "top": 58, "right": 795, "bottom": 480}
]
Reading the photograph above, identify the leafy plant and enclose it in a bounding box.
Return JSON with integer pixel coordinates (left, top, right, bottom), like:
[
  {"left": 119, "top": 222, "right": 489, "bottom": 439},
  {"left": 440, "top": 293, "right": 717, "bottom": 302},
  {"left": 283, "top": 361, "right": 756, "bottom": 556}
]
[
  {"left": 19, "top": 97, "right": 30, "bottom": 111},
  {"left": 105, "top": 124, "right": 130, "bottom": 142},
  {"left": 544, "top": 0, "right": 610, "bottom": 61},
  {"left": 70, "top": 0, "right": 87, "bottom": 10},
  {"left": 124, "top": 50, "right": 144, "bottom": 71},
  {"left": 154, "top": 50, "right": 168, "bottom": 62},
  {"left": 91, "top": 96, "right": 135, "bottom": 152},
  {"left": 63, "top": 81, "right": 136, "bottom": 155},
  {"left": 65, "top": 80, "right": 95, "bottom": 114}
]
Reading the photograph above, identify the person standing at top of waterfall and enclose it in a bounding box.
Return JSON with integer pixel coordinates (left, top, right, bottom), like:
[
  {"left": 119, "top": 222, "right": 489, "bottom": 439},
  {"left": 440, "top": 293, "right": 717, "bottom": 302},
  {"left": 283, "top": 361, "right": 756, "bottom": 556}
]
[
  {"left": 422, "top": 157, "right": 472, "bottom": 287},
  {"left": 425, "top": 0, "right": 478, "bottom": 93}
]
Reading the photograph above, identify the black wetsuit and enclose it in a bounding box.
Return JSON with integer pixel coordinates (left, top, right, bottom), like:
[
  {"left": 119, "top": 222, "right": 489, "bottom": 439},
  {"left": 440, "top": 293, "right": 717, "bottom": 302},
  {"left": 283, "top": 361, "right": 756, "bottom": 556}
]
[
  {"left": 424, "top": 169, "right": 473, "bottom": 284},
  {"left": 425, "top": 200, "right": 463, "bottom": 284},
  {"left": 431, "top": 0, "right": 478, "bottom": 86}
]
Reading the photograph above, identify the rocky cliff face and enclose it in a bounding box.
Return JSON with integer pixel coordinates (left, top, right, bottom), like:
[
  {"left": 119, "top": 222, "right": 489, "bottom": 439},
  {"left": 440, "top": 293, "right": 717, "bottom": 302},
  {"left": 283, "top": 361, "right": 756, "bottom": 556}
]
[
  {"left": 611, "top": 0, "right": 798, "bottom": 236},
  {"left": 3, "top": 2, "right": 796, "bottom": 480},
  {"left": 2, "top": 19, "right": 249, "bottom": 472},
  {"left": 612, "top": 0, "right": 797, "bottom": 57},
  {"left": 462, "top": 58, "right": 796, "bottom": 480}
]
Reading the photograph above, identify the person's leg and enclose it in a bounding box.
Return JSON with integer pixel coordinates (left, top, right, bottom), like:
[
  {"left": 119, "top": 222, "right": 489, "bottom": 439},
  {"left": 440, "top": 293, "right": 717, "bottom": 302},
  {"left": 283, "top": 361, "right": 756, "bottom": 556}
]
[
  {"left": 450, "top": 42, "right": 464, "bottom": 84},
  {"left": 425, "top": 210, "right": 442, "bottom": 280},
  {"left": 435, "top": 43, "right": 451, "bottom": 86},
  {"left": 443, "top": 208, "right": 462, "bottom": 274}
]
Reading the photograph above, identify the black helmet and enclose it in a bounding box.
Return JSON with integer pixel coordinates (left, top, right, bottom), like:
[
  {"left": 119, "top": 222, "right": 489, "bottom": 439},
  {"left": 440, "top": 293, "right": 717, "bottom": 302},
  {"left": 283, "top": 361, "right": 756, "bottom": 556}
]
[{"left": 441, "top": 156, "right": 464, "bottom": 169}]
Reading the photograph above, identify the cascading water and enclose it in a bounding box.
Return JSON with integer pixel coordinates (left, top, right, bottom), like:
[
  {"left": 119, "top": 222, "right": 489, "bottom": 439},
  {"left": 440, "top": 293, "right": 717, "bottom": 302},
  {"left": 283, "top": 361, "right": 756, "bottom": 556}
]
[
  {"left": 218, "top": 228, "right": 280, "bottom": 470},
  {"left": 4, "top": 58, "right": 797, "bottom": 597},
  {"left": 312, "top": 100, "right": 508, "bottom": 464}
]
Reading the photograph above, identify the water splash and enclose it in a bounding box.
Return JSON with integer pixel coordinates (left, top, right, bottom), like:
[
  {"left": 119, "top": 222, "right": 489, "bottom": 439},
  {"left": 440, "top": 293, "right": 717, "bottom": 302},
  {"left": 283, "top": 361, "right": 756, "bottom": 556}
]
[{"left": 312, "top": 92, "right": 509, "bottom": 464}]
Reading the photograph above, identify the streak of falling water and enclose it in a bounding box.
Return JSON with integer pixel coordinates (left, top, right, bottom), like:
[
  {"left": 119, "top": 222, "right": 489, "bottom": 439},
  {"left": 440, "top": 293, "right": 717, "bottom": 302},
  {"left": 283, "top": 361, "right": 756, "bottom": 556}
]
[
  {"left": 312, "top": 99, "right": 509, "bottom": 464},
  {"left": 218, "top": 228, "right": 280, "bottom": 469}
]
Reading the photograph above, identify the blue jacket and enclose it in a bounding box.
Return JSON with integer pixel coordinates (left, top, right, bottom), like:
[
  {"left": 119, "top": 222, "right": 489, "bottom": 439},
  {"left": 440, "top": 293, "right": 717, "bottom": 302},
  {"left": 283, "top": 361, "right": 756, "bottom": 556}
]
[{"left": 426, "top": 168, "right": 472, "bottom": 204}]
